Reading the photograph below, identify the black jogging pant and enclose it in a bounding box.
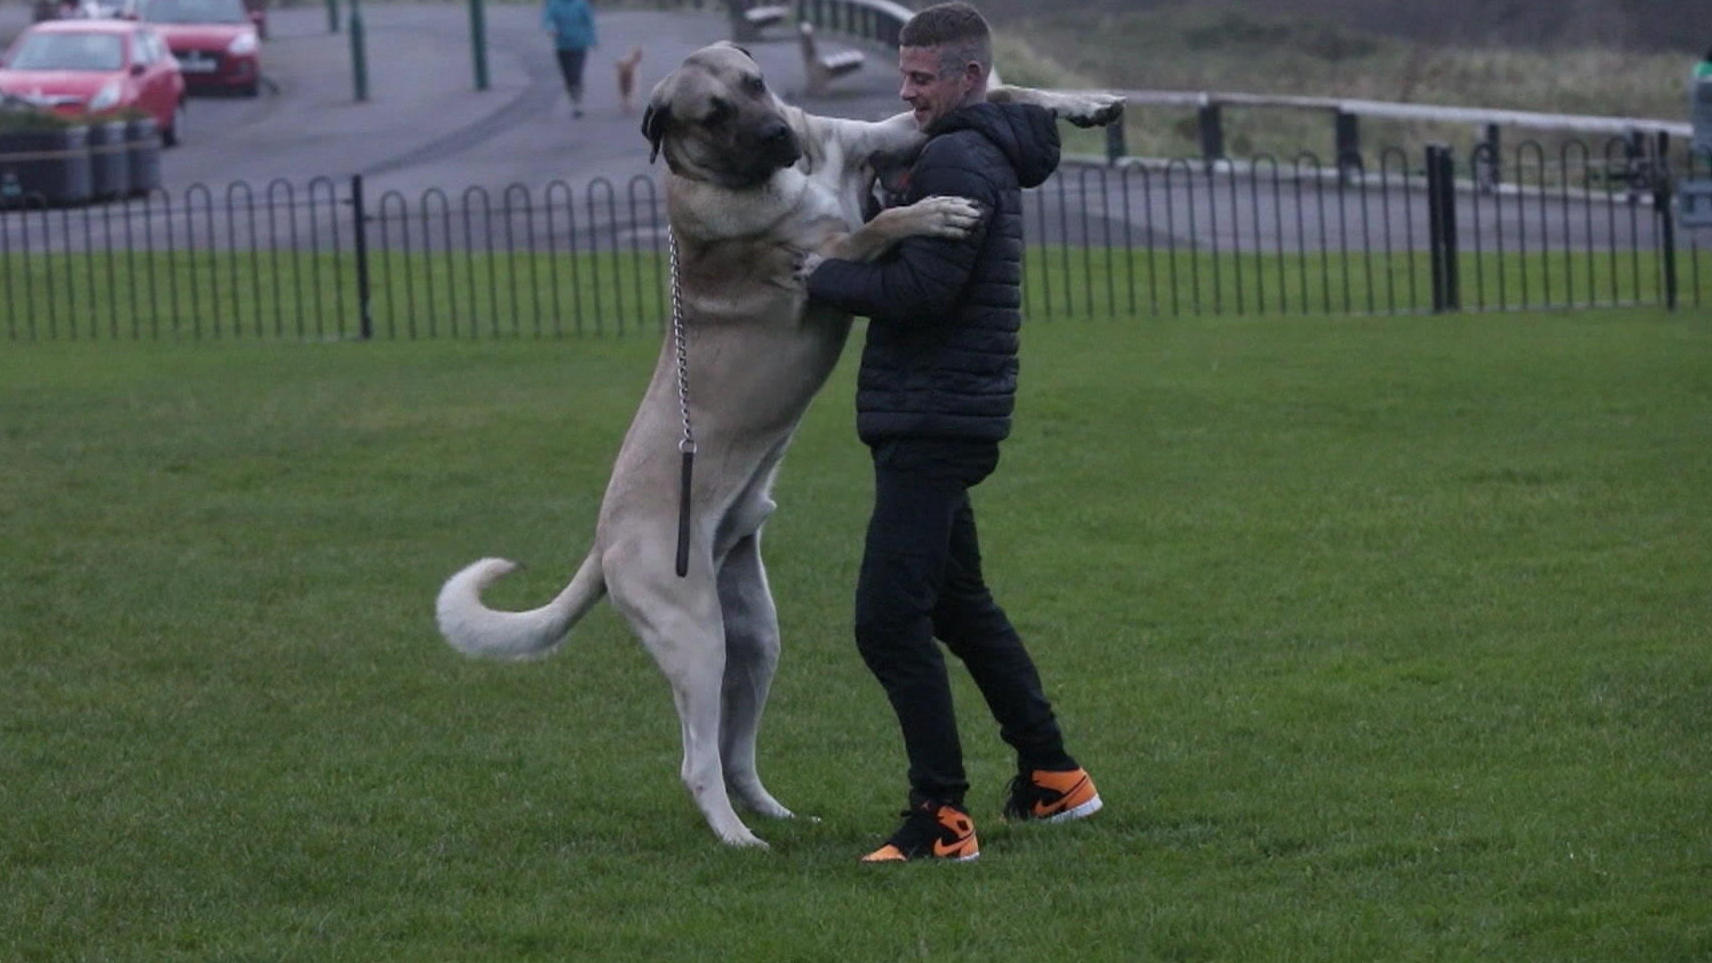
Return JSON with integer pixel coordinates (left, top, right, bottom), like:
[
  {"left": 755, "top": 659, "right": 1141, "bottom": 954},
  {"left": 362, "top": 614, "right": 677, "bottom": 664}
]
[{"left": 853, "top": 439, "right": 1075, "bottom": 807}]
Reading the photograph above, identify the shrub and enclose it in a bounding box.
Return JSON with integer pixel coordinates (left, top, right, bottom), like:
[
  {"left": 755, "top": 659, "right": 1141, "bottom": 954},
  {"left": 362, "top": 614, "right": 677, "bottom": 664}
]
[{"left": 0, "top": 103, "right": 76, "bottom": 133}]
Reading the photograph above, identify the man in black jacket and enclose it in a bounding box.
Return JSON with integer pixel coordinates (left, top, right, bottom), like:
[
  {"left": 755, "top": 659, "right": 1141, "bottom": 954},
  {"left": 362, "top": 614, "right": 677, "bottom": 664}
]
[{"left": 801, "top": 1, "right": 1101, "bottom": 863}]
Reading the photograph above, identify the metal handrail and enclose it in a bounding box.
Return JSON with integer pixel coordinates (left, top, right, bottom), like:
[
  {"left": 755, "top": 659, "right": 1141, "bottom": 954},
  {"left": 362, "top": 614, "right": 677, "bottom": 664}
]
[{"left": 1118, "top": 87, "right": 1691, "bottom": 140}]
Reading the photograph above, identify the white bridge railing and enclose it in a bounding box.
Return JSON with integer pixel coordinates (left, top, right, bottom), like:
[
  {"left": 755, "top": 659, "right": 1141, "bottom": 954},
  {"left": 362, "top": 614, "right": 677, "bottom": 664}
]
[{"left": 1105, "top": 87, "right": 1693, "bottom": 175}]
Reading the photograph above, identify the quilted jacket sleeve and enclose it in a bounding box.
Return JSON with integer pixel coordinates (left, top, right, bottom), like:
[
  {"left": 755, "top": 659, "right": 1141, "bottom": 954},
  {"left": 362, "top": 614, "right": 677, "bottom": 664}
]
[{"left": 804, "top": 138, "right": 995, "bottom": 324}]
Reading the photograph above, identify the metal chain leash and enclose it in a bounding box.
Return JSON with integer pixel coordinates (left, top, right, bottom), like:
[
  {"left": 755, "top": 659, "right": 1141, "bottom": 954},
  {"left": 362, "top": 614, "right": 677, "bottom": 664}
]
[{"left": 668, "top": 228, "right": 695, "bottom": 578}]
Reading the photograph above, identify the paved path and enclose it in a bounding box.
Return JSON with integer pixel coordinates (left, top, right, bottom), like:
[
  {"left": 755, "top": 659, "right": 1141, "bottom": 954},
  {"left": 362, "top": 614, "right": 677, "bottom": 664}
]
[{"left": 0, "top": 3, "right": 907, "bottom": 196}]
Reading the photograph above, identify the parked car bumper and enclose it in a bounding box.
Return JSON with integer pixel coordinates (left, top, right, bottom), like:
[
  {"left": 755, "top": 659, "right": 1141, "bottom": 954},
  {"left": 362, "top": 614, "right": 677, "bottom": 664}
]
[{"left": 172, "top": 50, "right": 258, "bottom": 91}]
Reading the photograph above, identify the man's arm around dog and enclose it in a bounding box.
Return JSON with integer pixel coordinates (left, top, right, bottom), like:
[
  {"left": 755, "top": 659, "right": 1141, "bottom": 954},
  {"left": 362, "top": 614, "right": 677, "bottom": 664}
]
[{"left": 804, "top": 102, "right": 1061, "bottom": 322}]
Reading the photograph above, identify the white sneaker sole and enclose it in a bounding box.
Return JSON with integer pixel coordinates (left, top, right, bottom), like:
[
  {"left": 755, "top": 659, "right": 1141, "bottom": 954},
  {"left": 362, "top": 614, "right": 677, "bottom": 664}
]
[{"left": 1038, "top": 793, "right": 1103, "bottom": 824}]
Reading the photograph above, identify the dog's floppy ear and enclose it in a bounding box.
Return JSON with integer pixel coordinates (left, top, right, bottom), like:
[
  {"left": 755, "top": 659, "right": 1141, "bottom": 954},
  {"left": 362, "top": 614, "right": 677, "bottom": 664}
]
[
  {"left": 714, "top": 39, "right": 753, "bottom": 59},
  {"left": 641, "top": 102, "right": 671, "bottom": 164},
  {"left": 642, "top": 74, "right": 676, "bottom": 164}
]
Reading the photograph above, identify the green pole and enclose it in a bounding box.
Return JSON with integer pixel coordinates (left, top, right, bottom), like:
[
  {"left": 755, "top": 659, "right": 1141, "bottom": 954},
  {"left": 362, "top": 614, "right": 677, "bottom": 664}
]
[
  {"left": 469, "top": 0, "right": 489, "bottom": 92},
  {"left": 348, "top": 0, "right": 368, "bottom": 102},
  {"left": 325, "top": 0, "right": 338, "bottom": 33}
]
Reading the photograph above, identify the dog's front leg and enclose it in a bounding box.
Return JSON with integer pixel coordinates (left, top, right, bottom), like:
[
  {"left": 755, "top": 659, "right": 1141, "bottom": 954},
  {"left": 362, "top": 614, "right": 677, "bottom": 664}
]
[
  {"left": 986, "top": 85, "right": 1126, "bottom": 128},
  {"left": 796, "top": 195, "right": 986, "bottom": 280},
  {"left": 811, "top": 110, "right": 927, "bottom": 169}
]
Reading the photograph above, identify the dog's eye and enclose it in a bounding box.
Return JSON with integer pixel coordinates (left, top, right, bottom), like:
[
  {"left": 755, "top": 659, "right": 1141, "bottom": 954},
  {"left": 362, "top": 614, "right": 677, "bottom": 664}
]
[{"left": 744, "top": 75, "right": 766, "bottom": 95}]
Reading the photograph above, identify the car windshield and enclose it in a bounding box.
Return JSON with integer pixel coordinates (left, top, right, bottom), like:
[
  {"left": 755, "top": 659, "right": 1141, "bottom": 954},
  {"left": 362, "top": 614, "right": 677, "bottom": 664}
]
[
  {"left": 5, "top": 32, "right": 126, "bottom": 72},
  {"left": 136, "top": 0, "right": 247, "bottom": 24}
]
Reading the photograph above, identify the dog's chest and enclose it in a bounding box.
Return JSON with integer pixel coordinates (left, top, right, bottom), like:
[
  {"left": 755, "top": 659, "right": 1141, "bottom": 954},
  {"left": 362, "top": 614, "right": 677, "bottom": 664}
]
[
  {"left": 776, "top": 170, "right": 864, "bottom": 252},
  {"left": 685, "top": 236, "right": 794, "bottom": 293}
]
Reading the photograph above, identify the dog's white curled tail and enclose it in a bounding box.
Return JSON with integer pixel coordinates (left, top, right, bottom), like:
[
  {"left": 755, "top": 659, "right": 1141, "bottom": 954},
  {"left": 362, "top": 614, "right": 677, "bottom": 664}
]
[{"left": 435, "top": 552, "right": 605, "bottom": 660}]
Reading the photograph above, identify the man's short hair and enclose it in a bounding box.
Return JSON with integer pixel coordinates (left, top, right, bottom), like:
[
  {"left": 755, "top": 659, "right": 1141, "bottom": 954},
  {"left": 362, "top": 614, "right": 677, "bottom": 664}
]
[{"left": 899, "top": 1, "right": 992, "bottom": 77}]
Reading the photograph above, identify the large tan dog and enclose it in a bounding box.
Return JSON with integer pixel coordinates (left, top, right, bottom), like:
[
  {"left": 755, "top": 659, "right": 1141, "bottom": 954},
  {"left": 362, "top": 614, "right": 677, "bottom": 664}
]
[{"left": 436, "top": 43, "right": 1121, "bottom": 848}]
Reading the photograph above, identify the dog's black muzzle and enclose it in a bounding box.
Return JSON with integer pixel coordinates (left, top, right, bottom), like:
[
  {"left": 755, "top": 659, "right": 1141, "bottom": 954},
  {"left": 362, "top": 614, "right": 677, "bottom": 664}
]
[{"left": 758, "top": 119, "right": 801, "bottom": 169}]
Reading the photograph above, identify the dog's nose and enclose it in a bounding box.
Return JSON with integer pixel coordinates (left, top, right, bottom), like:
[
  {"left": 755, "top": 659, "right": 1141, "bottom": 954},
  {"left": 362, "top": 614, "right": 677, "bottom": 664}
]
[{"left": 760, "top": 121, "right": 791, "bottom": 145}]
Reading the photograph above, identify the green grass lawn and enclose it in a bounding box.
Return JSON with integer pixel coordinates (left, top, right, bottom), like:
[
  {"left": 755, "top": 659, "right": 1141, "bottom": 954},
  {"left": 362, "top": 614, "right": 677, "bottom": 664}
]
[
  {"left": 5, "top": 246, "right": 1709, "bottom": 341},
  {"left": 3, "top": 309, "right": 1709, "bottom": 960}
]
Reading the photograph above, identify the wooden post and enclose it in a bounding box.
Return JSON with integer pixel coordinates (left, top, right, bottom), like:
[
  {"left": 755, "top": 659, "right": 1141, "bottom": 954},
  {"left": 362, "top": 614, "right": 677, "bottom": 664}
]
[
  {"left": 1335, "top": 110, "right": 1361, "bottom": 186},
  {"left": 1197, "top": 103, "right": 1223, "bottom": 171}
]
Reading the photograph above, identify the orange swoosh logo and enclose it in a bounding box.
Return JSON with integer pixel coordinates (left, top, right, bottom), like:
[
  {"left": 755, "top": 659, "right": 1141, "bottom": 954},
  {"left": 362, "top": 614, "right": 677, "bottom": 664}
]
[{"left": 1035, "top": 774, "right": 1090, "bottom": 815}]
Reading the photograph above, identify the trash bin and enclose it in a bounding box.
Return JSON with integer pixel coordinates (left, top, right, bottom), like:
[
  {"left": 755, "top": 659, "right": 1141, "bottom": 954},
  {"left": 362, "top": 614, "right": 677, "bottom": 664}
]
[
  {"left": 125, "top": 116, "right": 163, "bottom": 195},
  {"left": 0, "top": 122, "right": 92, "bottom": 207},
  {"left": 87, "top": 119, "right": 132, "bottom": 200}
]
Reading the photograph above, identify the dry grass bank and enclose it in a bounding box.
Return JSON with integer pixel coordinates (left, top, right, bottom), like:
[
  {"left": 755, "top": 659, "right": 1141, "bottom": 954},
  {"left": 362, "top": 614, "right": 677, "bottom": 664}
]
[{"left": 993, "top": 5, "right": 1698, "bottom": 161}]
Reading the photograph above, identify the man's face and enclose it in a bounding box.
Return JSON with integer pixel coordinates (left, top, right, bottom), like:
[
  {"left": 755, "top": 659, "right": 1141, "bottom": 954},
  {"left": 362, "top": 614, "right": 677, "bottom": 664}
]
[{"left": 898, "top": 44, "right": 978, "bottom": 130}]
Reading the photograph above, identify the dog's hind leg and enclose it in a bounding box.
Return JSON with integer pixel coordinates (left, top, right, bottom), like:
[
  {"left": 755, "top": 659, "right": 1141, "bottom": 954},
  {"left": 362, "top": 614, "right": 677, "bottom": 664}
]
[
  {"left": 609, "top": 549, "right": 767, "bottom": 848},
  {"left": 716, "top": 530, "right": 796, "bottom": 821}
]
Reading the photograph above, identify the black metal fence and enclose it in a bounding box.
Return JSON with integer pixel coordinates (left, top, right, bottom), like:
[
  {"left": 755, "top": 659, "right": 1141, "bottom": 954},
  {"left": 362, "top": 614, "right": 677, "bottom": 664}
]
[{"left": 3, "top": 138, "right": 1709, "bottom": 342}]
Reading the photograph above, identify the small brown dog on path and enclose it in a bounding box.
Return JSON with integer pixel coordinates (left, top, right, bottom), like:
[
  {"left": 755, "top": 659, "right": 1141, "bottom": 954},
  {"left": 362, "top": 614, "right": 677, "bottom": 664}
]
[{"left": 616, "top": 47, "right": 643, "bottom": 114}]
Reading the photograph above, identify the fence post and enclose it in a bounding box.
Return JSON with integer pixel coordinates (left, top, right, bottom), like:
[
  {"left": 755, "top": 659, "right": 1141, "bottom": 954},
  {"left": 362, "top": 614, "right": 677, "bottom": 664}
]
[
  {"left": 1437, "top": 145, "right": 1460, "bottom": 310},
  {"left": 348, "top": 0, "right": 368, "bottom": 102},
  {"left": 1427, "top": 144, "right": 1448, "bottom": 313},
  {"left": 727, "top": 0, "right": 757, "bottom": 43},
  {"left": 1655, "top": 131, "right": 1678, "bottom": 310},
  {"left": 468, "top": 0, "right": 490, "bottom": 92},
  {"left": 1105, "top": 116, "right": 1127, "bottom": 165},
  {"left": 350, "top": 174, "right": 374, "bottom": 340},
  {"left": 1197, "top": 103, "right": 1223, "bottom": 171},
  {"left": 1335, "top": 110, "right": 1361, "bottom": 185}
]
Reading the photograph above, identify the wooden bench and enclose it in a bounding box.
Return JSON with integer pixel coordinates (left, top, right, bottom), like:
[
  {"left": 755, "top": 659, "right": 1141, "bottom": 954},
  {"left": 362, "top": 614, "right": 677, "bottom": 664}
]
[
  {"left": 799, "top": 23, "right": 864, "bottom": 95},
  {"left": 743, "top": 4, "right": 790, "bottom": 31}
]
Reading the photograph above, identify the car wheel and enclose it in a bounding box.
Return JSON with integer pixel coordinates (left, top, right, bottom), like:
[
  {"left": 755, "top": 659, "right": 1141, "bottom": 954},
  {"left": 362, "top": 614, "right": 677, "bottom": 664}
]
[{"left": 242, "top": 81, "right": 259, "bottom": 98}]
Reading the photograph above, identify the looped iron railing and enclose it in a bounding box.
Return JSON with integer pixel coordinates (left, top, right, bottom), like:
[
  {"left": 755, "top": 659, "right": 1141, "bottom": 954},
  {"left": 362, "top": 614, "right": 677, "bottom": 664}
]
[{"left": 3, "top": 139, "right": 1708, "bottom": 342}]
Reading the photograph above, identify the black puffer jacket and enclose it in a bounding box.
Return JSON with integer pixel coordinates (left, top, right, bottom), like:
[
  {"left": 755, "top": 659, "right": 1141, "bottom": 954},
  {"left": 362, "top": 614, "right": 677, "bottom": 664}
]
[{"left": 807, "top": 101, "right": 1059, "bottom": 444}]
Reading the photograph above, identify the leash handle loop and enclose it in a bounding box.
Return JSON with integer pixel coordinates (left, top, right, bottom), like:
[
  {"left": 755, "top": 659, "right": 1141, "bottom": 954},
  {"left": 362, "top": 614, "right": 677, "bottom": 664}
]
[
  {"left": 669, "top": 228, "right": 696, "bottom": 578},
  {"left": 675, "top": 448, "right": 695, "bottom": 577}
]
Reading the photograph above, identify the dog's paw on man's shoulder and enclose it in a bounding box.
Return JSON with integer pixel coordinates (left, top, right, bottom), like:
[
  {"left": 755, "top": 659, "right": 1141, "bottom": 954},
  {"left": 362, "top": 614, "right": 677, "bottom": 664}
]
[{"left": 1066, "top": 93, "right": 1125, "bottom": 128}]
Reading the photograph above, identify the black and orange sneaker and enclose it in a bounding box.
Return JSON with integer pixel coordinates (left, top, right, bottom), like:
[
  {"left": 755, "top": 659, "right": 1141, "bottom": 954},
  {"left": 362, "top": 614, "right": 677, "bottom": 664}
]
[
  {"left": 860, "top": 801, "right": 980, "bottom": 863},
  {"left": 1002, "top": 767, "right": 1103, "bottom": 824}
]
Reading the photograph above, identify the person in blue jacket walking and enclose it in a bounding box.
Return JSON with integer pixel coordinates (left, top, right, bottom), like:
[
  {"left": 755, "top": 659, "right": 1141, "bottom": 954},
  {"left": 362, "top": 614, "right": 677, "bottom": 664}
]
[{"left": 543, "top": 0, "right": 597, "bottom": 117}]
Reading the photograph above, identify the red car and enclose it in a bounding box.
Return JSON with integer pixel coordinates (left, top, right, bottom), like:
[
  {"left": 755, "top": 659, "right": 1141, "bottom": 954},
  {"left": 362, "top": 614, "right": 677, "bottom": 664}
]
[
  {"left": 0, "top": 19, "right": 186, "bottom": 144},
  {"left": 126, "top": 0, "right": 260, "bottom": 97}
]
